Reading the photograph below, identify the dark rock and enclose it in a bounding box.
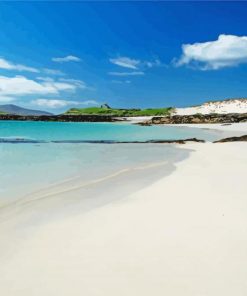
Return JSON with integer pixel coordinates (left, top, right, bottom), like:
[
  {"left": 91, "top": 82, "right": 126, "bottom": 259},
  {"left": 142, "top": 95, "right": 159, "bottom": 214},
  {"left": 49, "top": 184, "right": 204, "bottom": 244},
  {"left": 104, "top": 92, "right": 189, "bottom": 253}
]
[
  {"left": 214, "top": 135, "right": 247, "bottom": 143},
  {"left": 0, "top": 114, "right": 119, "bottom": 122},
  {"left": 141, "top": 138, "right": 205, "bottom": 144},
  {"left": 138, "top": 113, "right": 247, "bottom": 125},
  {"left": 59, "top": 138, "right": 205, "bottom": 144},
  {"left": 0, "top": 138, "right": 205, "bottom": 145}
]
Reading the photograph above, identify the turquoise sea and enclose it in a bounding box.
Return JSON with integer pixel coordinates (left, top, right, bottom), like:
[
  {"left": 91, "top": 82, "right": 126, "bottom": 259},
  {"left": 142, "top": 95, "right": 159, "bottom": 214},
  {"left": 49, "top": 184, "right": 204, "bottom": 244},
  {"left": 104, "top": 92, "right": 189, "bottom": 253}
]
[
  {"left": 0, "top": 121, "right": 229, "bottom": 203},
  {"left": 0, "top": 120, "right": 225, "bottom": 142}
]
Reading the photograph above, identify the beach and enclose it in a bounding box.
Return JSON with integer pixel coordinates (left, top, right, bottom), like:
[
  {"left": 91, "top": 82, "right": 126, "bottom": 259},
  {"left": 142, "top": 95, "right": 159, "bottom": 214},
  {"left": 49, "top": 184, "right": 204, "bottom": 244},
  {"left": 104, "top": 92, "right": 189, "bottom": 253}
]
[
  {"left": 1, "top": 1, "right": 247, "bottom": 294},
  {"left": 0, "top": 122, "right": 247, "bottom": 296},
  {"left": 167, "top": 122, "right": 247, "bottom": 133}
]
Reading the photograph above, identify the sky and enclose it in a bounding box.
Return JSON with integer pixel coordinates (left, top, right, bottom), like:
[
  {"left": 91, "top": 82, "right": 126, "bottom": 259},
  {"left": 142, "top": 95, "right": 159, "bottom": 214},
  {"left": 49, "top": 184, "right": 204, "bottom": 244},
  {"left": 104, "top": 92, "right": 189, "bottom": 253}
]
[{"left": 0, "top": 1, "right": 247, "bottom": 113}]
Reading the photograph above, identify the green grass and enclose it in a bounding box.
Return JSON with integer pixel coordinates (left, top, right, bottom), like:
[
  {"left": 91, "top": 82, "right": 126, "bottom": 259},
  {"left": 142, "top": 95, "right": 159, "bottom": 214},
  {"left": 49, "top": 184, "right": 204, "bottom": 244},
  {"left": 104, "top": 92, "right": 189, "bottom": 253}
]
[
  {"left": 65, "top": 107, "right": 173, "bottom": 117},
  {"left": 0, "top": 111, "right": 6, "bottom": 115}
]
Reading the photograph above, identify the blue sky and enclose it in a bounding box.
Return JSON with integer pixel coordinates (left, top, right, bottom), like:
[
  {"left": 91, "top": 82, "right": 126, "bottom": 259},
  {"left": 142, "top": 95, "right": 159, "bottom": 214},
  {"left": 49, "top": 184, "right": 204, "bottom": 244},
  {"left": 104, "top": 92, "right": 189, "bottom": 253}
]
[{"left": 0, "top": 1, "right": 247, "bottom": 112}]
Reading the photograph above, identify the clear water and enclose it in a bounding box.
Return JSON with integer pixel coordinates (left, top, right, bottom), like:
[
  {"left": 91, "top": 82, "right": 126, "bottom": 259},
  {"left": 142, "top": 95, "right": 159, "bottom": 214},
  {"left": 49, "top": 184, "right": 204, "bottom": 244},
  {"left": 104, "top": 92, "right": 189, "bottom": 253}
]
[
  {"left": 0, "top": 120, "right": 223, "bottom": 142},
  {"left": 0, "top": 121, "right": 227, "bottom": 203}
]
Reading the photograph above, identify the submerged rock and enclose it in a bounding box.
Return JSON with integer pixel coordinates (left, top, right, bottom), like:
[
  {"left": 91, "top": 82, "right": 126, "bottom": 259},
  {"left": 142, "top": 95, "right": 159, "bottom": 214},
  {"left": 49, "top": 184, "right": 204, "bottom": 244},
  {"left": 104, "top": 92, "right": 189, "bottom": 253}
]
[
  {"left": 214, "top": 135, "right": 247, "bottom": 143},
  {"left": 63, "top": 138, "right": 205, "bottom": 144}
]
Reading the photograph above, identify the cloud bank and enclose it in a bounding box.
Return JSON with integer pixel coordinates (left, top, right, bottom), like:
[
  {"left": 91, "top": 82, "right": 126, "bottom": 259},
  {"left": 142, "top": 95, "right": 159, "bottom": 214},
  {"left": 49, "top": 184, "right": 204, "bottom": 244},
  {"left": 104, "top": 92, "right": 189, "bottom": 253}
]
[
  {"left": 176, "top": 34, "right": 247, "bottom": 70},
  {"left": 0, "top": 75, "right": 85, "bottom": 97},
  {"left": 0, "top": 56, "right": 92, "bottom": 109}
]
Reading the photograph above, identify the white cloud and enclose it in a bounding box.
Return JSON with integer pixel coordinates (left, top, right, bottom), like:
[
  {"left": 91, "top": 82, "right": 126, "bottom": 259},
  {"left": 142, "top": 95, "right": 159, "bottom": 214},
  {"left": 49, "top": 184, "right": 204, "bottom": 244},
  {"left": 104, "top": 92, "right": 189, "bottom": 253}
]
[
  {"left": 108, "top": 71, "right": 144, "bottom": 76},
  {"left": 110, "top": 57, "right": 140, "bottom": 69},
  {"left": 32, "top": 99, "right": 78, "bottom": 108},
  {"left": 111, "top": 80, "right": 131, "bottom": 84},
  {"left": 110, "top": 56, "right": 163, "bottom": 70},
  {"left": 0, "top": 58, "right": 66, "bottom": 75},
  {"left": 32, "top": 99, "right": 98, "bottom": 108},
  {"left": 176, "top": 34, "right": 247, "bottom": 70},
  {"left": 0, "top": 75, "right": 82, "bottom": 97},
  {"left": 0, "top": 58, "right": 39, "bottom": 73},
  {"left": 36, "top": 77, "right": 55, "bottom": 82},
  {"left": 59, "top": 78, "right": 87, "bottom": 88},
  {"left": 144, "top": 59, "right": 161, "bottom": 68},
  {"left": 36, "top": 77, "right": 87, "bottom": 89},
  {"left": 43, "top": 68, "right": 64, "bottom": 76},
  {"left": 52, "top": 55, "right": 81, "bottom": 63}
]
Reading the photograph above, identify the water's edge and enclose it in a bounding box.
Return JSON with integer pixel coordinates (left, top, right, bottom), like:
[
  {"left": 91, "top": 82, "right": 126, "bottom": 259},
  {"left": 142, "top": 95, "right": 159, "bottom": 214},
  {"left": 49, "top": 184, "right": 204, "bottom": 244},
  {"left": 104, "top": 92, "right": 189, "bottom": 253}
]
[{"left": 0, "top": 144, "right": 192, "bottom": 228}]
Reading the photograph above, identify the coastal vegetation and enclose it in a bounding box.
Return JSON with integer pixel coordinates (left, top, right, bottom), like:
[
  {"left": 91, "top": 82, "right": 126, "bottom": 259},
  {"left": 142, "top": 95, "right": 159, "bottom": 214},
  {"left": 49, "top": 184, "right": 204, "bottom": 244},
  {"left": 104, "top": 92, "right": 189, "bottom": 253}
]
[{"left": 65, "top": 106, "right": 174, "bottom": 116}]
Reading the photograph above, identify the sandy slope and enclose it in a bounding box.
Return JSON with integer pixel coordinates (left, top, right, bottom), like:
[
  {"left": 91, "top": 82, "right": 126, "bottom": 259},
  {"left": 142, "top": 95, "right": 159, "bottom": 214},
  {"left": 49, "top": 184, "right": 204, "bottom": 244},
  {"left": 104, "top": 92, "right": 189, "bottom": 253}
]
[
  {"left": 121, "top": 116, "right": 152, "bottom": 123},
  {"left": 168, "top": 122, "right": 247, "bottom": 133},
  {"left": 175, "top": 99, "right": 247, "bottom": 115},
  {"left": 0, "top": 142, "right": 247, "bottom": 296}
]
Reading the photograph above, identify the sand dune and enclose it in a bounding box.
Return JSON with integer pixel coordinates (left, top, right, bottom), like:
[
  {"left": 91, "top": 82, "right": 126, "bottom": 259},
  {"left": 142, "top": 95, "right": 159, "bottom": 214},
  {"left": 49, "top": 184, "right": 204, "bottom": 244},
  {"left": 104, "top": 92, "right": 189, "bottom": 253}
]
[{"left": 175, "top": 98, "right": 247, "bottom": 115}]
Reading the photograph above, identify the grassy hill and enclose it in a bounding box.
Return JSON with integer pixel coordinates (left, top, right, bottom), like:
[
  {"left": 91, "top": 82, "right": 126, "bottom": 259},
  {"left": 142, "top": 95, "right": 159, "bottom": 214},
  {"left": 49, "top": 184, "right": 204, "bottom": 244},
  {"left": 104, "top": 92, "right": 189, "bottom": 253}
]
[{"left": 65, "top": 107, "right": 173, "bottom": 117}]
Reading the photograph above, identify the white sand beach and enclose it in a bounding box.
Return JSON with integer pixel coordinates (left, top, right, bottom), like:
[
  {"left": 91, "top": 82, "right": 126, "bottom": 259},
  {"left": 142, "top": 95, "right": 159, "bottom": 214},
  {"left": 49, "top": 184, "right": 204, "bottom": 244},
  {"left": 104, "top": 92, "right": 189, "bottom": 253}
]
[
  {"left": 1, "top": 1, "right": 247, "bottom": 294},
  {"left": 174, "top": 99, "right": 247, "bottom": 115},
  {"left": 0, "top": 123, "right": 247, "bottom": 296},
  {"left": 0, "top": 131, "right": 247, "bottom": 295},
  {"left": 168, "top": 122, "right": 247, "bottom": 133}
]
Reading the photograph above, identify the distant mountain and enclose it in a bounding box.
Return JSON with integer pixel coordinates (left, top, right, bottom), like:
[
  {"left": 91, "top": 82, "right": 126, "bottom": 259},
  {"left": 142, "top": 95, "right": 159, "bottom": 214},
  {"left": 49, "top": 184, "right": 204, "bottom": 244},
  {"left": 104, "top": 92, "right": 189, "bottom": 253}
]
[{"left": 0, "top": 104, "right": 53, "bottom": 116}]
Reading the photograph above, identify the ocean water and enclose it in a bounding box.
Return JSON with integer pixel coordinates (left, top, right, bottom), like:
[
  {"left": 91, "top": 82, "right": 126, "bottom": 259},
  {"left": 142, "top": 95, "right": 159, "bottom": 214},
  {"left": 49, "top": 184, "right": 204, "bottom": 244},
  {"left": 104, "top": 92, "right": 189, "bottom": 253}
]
[
  {"left": 0, "top": 121, "right": 227, "bottom": 203},
  {"left": 0, "top": 120, "right": 224, "bottom": 142}
]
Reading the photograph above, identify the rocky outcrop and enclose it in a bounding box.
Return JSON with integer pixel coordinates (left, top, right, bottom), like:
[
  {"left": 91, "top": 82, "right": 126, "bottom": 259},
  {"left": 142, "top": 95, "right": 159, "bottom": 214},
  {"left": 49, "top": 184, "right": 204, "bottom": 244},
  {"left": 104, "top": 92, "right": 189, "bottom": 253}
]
[
  {"left": 214, "top": 135, "right": 247, "bottom": 143},
  {"left": 93, "top": 138, "right": 205, "bottom": 144},
  {"left": 138, "top": 113, "right": 247, "bottom": 125},
  {"left": 132, "top": 138, "right": 205, "bottom": 144},
  {"left": 0, "top": 138, "right": 205, "bottom": 144},
  {"left": 0, "top": 114, "right": 119, "bottom": 122}
]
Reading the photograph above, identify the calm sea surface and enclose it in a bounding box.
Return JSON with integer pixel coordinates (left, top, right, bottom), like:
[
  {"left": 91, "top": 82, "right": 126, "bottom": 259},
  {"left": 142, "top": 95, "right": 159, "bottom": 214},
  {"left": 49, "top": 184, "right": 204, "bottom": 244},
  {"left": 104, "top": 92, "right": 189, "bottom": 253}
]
[{"left": 0, "top": 121, "right": 227, "bottom": 203}]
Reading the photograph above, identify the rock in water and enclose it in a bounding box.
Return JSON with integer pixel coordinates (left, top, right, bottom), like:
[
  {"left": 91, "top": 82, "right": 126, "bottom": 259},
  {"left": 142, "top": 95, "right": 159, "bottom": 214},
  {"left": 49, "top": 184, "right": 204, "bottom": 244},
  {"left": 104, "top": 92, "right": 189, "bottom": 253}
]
[{"left": 214, "top": 135, "right": 247, "bottom": 143}]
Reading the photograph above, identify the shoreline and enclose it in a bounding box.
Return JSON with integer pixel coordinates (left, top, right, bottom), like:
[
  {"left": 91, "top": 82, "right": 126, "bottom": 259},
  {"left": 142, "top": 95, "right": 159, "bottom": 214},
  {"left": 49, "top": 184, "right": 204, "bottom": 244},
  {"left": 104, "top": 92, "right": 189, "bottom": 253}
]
[
  {"left": 0, "top": 142, "right": 247, "bottom": 295},
  {"left": 166, "top": 122, "right": 247, "bottom": 133},
  {"left": 0, "top": 145, "right": 191, "bottom": 225},
  {"left": 0, "top": 123, "right": 247, "bottom": 295},
  {"left": 0, "top": 121, "right": 230, "bottom": 205},
  {"left": 0, "top": 142, "right": 190, "bottom": 206}
]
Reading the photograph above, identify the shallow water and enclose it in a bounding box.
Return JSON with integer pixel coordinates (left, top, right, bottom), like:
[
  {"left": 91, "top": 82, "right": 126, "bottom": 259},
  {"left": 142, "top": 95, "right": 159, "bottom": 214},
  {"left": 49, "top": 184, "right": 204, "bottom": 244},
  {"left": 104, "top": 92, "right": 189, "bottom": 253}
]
[
  {"left": 0, "top": 120, "right": 224, "bottom": 142},
  {"left": 0, "top": 121, "right": 229, "bottom": 203}
]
